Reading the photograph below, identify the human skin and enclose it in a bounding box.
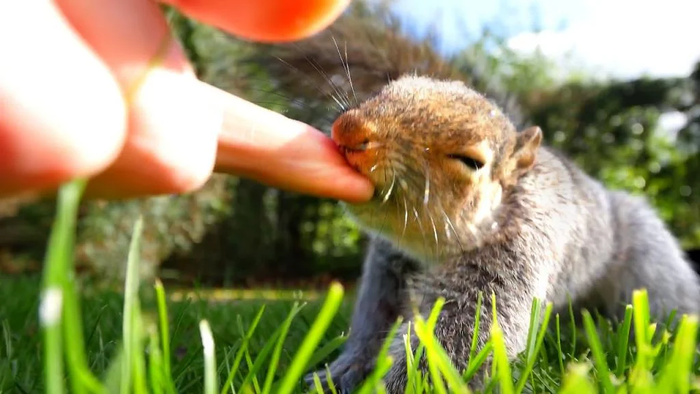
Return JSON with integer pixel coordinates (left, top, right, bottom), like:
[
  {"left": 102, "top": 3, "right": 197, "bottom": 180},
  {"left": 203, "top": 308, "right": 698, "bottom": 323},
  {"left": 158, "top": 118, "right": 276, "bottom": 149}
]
[{"left": 0, "top": 0, "right": 373, "bottom": 203}]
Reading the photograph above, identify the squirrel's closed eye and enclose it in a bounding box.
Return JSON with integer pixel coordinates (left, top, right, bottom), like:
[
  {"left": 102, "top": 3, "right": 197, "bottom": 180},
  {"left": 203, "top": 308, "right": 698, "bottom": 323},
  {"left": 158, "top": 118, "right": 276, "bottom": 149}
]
[{"left": 448, "top": 154, "right": 484, "bottom": 171}]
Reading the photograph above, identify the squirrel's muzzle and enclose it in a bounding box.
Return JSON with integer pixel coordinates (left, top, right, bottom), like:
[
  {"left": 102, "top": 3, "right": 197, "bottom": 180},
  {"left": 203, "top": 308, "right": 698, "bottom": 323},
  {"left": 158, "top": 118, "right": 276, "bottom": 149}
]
[{"left": 332, "top": 110, "right": 380, "bottom": 176}]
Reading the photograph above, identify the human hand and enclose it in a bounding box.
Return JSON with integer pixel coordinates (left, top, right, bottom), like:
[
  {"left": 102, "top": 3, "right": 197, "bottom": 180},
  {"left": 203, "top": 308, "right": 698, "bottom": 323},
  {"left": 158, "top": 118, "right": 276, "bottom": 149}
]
[{"left": 0, "top": 0, "right": 374, "bottom": 203}]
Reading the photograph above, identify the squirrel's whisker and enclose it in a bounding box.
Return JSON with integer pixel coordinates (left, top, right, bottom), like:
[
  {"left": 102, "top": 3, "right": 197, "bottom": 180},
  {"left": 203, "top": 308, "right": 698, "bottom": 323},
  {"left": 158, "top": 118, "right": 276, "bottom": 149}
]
[{"left": 381, "top": 172, "right": 396, "bottom": 204}]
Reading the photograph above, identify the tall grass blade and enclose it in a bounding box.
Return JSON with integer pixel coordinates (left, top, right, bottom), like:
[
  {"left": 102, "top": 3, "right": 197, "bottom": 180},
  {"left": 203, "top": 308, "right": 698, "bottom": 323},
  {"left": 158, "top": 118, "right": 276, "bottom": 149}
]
[
  {"left": 221, "top": 306, "right": 266, "bottom": 394},
  {"left": 555, "top": 314, "right": 565, "bottom": 377},
  {"left": 615, "top": 305, "right": 633, "bottom": 377},
  {"left": 414, "top": 305, "right": 469, "bottom": 394},
  {"left": 630, "top": 289, "right": 653, "bottom": 392},
  {"left": 40, "top": 286, "right": 65, "bottom": 394},
  {"left": 200, "top": 320, "right": 217, "bottom": 394},
  {"left": 121, "top": 216, "right": 145, "bottom": 394},
  {"left": 515, "top": 302, "right": 553, "bottom": 393},
  {"left": 462, "top": 342, "right": 493, "bottom": 384},
  {"left": 275, "top": 283, "right": 344, "bottom": 394},
  {"left": 304, "top": 334, "right": 346, "bottom": 370},
  {"left": 466, "top": 291, "right": 484, "bottom": 377},
  {"left": 491, "top": 293, "right": 514, "bottom": 394},
  {"left": 656, "top": 314, "right": 698, "bottom": 393},
  {"left": 154, "top": 279, "right": 177, "bottom": 394},
  {"left": 148, "top": 324, "right": 165, "bottom": 394},
  {"left": 238, "top": 304, "right": 303, "bottom": 392},
  {"left": 559, "top": 363, "right": 597, "bottom": 394},
  {"left": 261, "top": 301, "right": 305, "bottom": 394},
  {"left": 581, "top": 310, "right": 614, "bottom": 394},
  {"left": 354, "top": 316, "right": 405, "bottom": 394},
  {"left": 40, "top": 179, "right": 87, "bottom": 394}
]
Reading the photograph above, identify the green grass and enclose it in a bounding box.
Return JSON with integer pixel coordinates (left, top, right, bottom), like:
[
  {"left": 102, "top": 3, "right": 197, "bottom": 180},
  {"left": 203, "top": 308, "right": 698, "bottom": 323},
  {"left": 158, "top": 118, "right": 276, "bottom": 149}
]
[{"left": 1, "top": 179, "right": 700, "bottom": 393}]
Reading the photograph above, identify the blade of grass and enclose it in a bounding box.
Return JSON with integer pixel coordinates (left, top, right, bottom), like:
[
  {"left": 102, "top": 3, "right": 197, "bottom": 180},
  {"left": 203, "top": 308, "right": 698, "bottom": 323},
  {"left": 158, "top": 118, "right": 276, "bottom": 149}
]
[
  {"left": 200, "top": 320, "right": 217, "bottom": 394},
  {"left": 630, "top": 289, "right": 653, "bottom": 392},
  {"left": 461, "top": 342, "right": 493, "bottom": 383},
  {"left": 581, "top": 310, "right": 614, "bottom": 394},
  {"left": 414, "top": 298, "right": 471, "bottom": 394},
  {"left": 414, "top": 312, "right": 469, "bottom": 393},
  {"left": 260, "top": 301, "right": 306, "bottom": 394},
  {"left": 524, "top": 298, "right": 543, "bottom": 363},
  {"left": 312, "top": 373, "right": 325, "bottom": 394},
  {"left": 103, "top": 346, "right": 125, "bottom": 392},
  {"left": 466, "top": 291, "right": 484, "bottom": 378},
  {"left": 559, "top": 363, "right": 597, "bottom": 394},
  {"left": 403, "top": 322, "right": 418, "bottom": 394},
  {"left": 491, "top": 322, "right": 514, "bottom": 394},
  {"left": 40, "top": 179, "right": 87, "bottom": 394},
  {"left": 615, "top": 305, "right": 633, "bottom": 377},
  {"left": 154, "top": 279, "right": 176, "bottom": 394},
  {"left": 239, "top": 304, "right": 304, "bottom": 392},
  {"left": 555, "top": 314, "right": 565, "bottom": 377},
  {"left": 303, "top": 334, "right": 346, "bottom": 370},
  {"left": 324, "top": 365, "right": 339, "bottom": 394},
  {"left": 221, "top": 306, "right": 266, "bottom": 394},
  {"left": 40, "top": 286, "right": 65, "bottom": 394},
  {"left": 62, "top": 250, "right": 104, "bottom": 392},
  {"left": 355, "top": 354, "right": 394, "bottom": 394},
  {"left": 275, "top": 283, "right": 344, "bottom": 394},
  {"left": 656, "top": 314, "right": 698, "bottom": 393},
  {"left": 148, "top": 324, "right": 165, "bottom": 394},
  {"left": 354, "top": 316, "right": 405, "bottom": 394},
  {"left": 131, "top": 298, "right": 148, "bottom": 394},
  {"left": 421, "top": 298, "right": 448, "bottom": 394},
  {"left": 567, "top": 294, "right": 576, "bottom": 356},
  {"left": 243, "top": 346, "right": 263, "bottom": 393},
  {"left": 491, "top": 293, "right": 514, "bottom": 394},
  {"left": 515, "top": 302, "right": 553, "bottom": 394},
  {"left": 121, "top": 216, "right": 145, "bottom": 394}
]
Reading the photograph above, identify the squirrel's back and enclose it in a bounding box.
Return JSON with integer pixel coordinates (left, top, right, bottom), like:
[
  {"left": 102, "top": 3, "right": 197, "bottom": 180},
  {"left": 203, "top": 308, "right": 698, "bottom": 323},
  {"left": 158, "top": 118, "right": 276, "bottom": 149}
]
[
  {"left": 605, "top": 189, "right": 700, "bottom": 316},
  {"left": 518, "top": 147, "right": 700, "bottom": 318}
]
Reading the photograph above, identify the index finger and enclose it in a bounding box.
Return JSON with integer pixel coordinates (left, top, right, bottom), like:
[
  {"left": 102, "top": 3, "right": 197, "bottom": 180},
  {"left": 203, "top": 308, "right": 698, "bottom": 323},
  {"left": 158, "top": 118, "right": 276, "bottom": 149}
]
[
  {"left": 208, "top": 83, "right": 374, "bottom": 203},
  {"left": 160, "top": 0, "right": 350, "bottom": 42}
]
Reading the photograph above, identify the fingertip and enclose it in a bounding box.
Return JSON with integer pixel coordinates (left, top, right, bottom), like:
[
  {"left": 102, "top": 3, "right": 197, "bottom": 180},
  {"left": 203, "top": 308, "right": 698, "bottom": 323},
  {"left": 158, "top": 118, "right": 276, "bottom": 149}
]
[
  {"left": 331, "top": 172, "right": 375, "bottom": 204},
  {"left": 162, "top": 0, "right": 350, "bottom": 42},
  {"left": 309, "top": 131, "right": 375, "bottom": 202}
]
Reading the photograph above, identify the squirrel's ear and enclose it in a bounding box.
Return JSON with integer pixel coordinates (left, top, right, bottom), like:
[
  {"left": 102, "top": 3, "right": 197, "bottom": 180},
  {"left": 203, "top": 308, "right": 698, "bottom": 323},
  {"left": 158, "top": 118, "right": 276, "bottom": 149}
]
[{"left": 513, "top": 126, "right": 543, "bottom": 171}]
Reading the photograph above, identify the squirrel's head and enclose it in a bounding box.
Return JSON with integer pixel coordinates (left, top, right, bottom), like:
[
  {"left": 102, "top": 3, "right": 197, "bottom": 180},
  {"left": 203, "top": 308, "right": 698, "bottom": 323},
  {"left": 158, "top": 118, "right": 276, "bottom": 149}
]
[{"left": 332, "top": 75, "right": 543, "bottom": 261}]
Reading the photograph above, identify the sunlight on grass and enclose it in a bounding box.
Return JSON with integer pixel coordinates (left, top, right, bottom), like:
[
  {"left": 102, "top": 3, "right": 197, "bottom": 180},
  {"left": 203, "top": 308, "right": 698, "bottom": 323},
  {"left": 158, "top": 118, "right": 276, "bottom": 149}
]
[
  {"left": 167, "top": 288, "right": 326, "bottom": 303},
  {"left": 28, "top": 179, "right": 700, "bottom": 393}
]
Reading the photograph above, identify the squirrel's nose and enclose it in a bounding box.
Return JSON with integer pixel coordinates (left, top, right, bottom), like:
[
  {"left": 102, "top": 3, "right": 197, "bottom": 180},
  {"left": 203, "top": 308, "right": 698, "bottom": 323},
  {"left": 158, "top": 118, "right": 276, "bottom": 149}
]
[{"left": 331, "top": 110, "right": 372, "bottom": 153}]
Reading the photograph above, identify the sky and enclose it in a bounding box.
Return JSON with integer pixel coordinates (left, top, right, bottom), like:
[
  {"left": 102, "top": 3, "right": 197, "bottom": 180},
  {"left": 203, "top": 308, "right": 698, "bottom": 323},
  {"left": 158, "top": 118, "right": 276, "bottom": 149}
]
[{"left": 388, "top": 0, "right": 700, "bottom": 80}]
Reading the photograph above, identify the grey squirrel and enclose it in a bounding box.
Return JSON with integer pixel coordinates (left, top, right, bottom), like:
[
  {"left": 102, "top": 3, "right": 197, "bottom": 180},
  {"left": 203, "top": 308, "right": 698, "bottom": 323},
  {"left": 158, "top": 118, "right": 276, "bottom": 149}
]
[{"left": 240, "top": 7, "right": 700, "bottom": 392}]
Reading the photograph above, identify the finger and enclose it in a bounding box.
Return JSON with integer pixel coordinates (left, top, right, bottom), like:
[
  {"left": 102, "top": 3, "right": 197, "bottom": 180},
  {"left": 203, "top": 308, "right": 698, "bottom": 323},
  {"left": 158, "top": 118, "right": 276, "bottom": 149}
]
[
  {"left": 0, "top": 1, "right": 127, "bottom": 198},
  {"left": 208, "top": 84, "right": 374, "bottom": 203},
  {"left": 56, "top": 0, "right": 221, "bottom": 199},
  {"left": 160, "top": 0, "right": 351, "bottom": 42}
]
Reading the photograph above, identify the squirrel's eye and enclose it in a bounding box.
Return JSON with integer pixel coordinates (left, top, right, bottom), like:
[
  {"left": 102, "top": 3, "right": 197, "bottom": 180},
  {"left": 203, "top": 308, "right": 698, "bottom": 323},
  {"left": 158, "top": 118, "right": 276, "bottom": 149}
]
[{"left": 448, "top": 154, "right": 484, "bottom": 171}]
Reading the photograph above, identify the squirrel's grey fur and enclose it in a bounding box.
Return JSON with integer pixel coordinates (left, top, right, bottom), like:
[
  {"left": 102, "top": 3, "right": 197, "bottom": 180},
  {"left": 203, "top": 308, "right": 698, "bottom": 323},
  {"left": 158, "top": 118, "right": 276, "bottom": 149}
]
[{"left": 302, "top": 76, "right": 700, "bottom": 393}]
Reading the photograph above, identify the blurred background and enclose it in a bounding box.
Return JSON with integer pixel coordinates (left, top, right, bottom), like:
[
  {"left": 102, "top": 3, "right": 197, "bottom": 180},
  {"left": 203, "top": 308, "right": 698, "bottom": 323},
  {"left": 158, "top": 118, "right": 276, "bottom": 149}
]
[{"left": 1, "top": 0, "right": 699, "bottom": 289}]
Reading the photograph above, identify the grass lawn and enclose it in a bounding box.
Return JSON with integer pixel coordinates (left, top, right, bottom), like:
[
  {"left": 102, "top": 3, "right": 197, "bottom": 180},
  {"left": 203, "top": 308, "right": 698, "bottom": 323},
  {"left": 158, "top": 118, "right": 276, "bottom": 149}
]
[
  {"left": 2, "top": 181, "right": 700, "bottom": 394},
  {"left": 0, "top": 274, "right": 353, "bottom": 393}
]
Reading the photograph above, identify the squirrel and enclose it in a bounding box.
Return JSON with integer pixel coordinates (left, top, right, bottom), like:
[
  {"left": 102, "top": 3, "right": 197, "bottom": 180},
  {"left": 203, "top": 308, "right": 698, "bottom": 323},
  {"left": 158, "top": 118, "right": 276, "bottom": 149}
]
[
  {"left": 297, "top": 75, "right": 700, "bottom": 392},
  {"left": 237, "top": 5, "right": 700, "bottom": 392}
]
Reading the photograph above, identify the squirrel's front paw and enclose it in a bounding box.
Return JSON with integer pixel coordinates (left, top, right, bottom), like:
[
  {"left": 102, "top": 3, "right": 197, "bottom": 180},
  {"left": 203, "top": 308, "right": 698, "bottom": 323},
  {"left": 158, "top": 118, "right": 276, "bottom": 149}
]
[{"left": 303, "top": 351, "right": 374, "bottom": 394}]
